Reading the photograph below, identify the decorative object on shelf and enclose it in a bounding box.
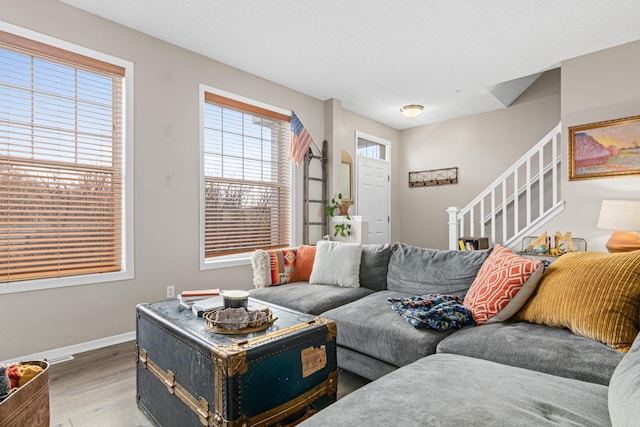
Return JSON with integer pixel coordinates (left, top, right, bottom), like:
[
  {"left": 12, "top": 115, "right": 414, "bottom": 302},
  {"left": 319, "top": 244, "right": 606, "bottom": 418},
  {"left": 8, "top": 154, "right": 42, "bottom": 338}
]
[
  {"left": 568, "top": 115, "right": 640, "bottom": 181},
  {"left": 400, "top": 104, "right": 424, "bottom": 118},
  {"left": 325, "top": 193, "right": 352, "bottom": 237},
  {"left": 597, "top": 199, "right": 640, "bottom": 253},
  {"left": 338, "top": 201, "right": 351, "bottom": 216},
  {"left": 409, "top": 167, "right": 458, "bottom": 187},
  {"left": 204, "top": 307, "right": 277, "bottom": 334},
  {"left": 554, "top": 231, "right": 573, "bottom": 254},
  {"left": 524, "top": 232, "right": 550, "bottom": 255},
  {"left": 520, "top": 232, "right": 586, "bottom": 257}
]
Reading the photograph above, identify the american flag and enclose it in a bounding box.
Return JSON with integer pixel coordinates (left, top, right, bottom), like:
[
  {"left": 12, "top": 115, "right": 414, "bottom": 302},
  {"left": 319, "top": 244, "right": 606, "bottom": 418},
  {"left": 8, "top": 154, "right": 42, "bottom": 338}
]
[{"left": 289, "top": 111, "right": 314, "bottom": 167}]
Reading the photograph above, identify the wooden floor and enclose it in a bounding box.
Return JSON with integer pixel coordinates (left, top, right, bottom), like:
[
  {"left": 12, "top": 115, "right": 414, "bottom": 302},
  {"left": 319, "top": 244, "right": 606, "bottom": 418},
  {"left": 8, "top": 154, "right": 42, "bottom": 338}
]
[{"left": 49, "top": 341, "right": 369, "bottom": 427}]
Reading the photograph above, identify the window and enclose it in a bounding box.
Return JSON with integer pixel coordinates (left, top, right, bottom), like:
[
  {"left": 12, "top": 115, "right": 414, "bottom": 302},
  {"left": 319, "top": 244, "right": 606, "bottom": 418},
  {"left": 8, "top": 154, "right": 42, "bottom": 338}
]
[
  {"left": 0, "top": 29, "right": 132, "bottom": 290},
  {"left": 357, "top": 137, "right": 387, "bottom": 160},
  {"left": 202, "top": 90, "right": 291, "bottom": 262}
]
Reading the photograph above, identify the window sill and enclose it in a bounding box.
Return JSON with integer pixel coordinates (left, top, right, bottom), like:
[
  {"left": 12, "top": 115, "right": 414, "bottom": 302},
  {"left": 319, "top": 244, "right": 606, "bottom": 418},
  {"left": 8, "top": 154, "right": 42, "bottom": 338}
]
[
  {"left": 0, "top": 270, "right": 134, "bottom": 295},
  {"left": 200, "top": 253, "right": 252, "bottom": 270}
]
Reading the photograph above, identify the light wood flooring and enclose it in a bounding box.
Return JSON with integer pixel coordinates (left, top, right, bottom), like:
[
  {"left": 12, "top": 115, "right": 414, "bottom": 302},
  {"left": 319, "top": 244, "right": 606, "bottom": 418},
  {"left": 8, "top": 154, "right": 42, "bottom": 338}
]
[{"left": 49, "top": 341, "right": 369, "bottom": 427}]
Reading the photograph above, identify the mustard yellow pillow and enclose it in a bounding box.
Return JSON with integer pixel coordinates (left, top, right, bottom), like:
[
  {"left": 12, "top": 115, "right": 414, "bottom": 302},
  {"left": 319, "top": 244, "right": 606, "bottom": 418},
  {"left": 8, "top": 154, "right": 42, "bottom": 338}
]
[{"left": 515, "top": 250, "right": 640, "bottom": 352}]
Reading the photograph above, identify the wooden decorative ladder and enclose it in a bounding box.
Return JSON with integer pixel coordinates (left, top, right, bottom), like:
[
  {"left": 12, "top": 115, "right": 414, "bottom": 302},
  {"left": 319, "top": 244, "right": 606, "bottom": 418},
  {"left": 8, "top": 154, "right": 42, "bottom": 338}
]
[{"left": 303, "top": 140, "right": 328, "bottom": 244}]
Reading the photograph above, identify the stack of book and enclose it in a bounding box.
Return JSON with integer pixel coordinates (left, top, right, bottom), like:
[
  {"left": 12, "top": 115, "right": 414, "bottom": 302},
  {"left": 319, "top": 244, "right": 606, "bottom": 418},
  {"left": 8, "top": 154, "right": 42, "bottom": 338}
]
[{"left": 178, "top": 289, "right": 220, "bottom": 311}]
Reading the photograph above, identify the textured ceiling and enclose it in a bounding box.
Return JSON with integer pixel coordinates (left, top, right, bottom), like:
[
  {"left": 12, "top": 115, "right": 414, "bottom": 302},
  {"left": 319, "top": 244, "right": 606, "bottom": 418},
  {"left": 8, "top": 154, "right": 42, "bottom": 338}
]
[{"left": 60, "top": 0, "right": 640, "bottom": 130}]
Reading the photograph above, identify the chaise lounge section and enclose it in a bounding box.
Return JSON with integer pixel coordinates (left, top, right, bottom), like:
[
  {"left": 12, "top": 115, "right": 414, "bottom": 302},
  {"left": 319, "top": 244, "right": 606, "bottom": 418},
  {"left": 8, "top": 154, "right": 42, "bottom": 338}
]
[{"left": 302, "top": 330, "right": 640, "bottom": 426}]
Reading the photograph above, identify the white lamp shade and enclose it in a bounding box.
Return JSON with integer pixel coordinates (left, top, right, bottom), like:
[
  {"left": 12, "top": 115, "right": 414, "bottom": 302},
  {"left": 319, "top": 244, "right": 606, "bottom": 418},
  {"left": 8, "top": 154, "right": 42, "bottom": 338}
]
[{"left": 597, "top": 200, "right": 640, "bottom": 231}]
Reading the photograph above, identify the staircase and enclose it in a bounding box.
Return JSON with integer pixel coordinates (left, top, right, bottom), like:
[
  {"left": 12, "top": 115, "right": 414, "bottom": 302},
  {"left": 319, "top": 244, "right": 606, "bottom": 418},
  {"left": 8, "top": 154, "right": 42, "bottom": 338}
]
[{"left": 448, "top": 122, "right": 564, "bottom": 250}]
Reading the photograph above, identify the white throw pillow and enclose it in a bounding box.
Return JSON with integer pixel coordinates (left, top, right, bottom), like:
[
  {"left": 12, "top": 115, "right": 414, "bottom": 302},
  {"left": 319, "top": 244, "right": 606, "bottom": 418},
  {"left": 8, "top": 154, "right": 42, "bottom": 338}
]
[{"left": 309, "top": 241, "right": 362, "bottom": 287}]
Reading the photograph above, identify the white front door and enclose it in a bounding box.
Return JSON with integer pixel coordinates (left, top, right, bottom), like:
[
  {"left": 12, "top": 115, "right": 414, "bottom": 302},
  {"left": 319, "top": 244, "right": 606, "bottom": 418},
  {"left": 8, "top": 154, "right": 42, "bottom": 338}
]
[{"left": 356, "top": 133, "right": 390, "bottom": 244}]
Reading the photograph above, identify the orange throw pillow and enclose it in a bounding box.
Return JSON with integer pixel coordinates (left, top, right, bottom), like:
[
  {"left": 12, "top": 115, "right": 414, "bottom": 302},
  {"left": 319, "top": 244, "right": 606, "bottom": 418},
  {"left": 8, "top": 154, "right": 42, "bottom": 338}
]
[{"left": 289, "top": 245, "right": 316, "bottom": 282}]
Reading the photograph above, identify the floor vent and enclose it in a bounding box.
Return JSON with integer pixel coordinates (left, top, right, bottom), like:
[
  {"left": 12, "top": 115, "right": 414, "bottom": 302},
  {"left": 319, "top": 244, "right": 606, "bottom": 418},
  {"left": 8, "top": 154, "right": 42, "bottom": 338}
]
[{"left": 47, "top": 354, "right": 75, "bottom": 365}]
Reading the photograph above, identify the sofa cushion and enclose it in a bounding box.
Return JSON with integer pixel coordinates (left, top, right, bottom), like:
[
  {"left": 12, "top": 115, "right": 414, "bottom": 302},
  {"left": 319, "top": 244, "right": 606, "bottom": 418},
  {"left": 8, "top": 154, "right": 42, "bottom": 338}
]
[
  {"left": 248, "top": 282, "right": 373, "bottom": 315},
  {"left": 321, "top": 290, "right": 457, "bottom": 368},
  {"left": 386, "top": 243, "right": 491, "bottom": 297},
  {"left": 515, "top": 250, "right": 640, "bottom": 352},
  {"left": 309, "top": 241, "right": 362, "bottom": 287},
  {"left": 299, "top": 353, "right": 610, "bottom": 427},
  {"left": 436, "top": 321, "right": 623, "bottom": 386},
  {"left": 250, "top": 248, "right": 297, "bottom": 288},
  {"left": 288, "top": 245, "right": 316, "bottom": 282},
  {"left": 609, "top": 332, "right": 640, "bottom": 426},
  {"left": 464, "top": 244, "right": 543, "bottom": 325},
  {"left": 359, "top": 243, "right": 391, "bottom": 291},
  {"left": 336, "top": 346, "right": 397, "bottom": 381}
]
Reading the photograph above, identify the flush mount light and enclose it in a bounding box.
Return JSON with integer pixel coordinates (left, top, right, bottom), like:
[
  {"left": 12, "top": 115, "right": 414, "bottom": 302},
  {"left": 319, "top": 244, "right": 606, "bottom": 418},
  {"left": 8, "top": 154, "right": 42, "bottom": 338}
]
[{"left": 400, "top": 104, "right": 424, "bottom": 118}]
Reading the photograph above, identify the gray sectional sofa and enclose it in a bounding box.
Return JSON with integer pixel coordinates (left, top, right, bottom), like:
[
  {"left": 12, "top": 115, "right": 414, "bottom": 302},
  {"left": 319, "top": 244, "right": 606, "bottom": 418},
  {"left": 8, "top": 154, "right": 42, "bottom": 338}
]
[{"left": 249, "top": 242, "right": 639, "bottom": 426}]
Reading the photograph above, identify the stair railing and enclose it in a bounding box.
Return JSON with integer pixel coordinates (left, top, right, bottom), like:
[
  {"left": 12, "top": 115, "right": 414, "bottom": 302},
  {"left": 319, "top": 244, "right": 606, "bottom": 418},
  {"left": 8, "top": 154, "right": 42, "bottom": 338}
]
[{"left": 448, "top": 122, "right": 564, "bottom": 250}]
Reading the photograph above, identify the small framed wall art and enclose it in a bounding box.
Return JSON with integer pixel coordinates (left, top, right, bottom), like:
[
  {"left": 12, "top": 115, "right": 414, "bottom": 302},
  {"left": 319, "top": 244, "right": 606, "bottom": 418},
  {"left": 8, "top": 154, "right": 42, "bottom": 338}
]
[
  {"left": 568, "top": 115, "right": 640, "bottom": 180},
  {"left": 408, "top": 167, "right": 458, "bottom": 187}
]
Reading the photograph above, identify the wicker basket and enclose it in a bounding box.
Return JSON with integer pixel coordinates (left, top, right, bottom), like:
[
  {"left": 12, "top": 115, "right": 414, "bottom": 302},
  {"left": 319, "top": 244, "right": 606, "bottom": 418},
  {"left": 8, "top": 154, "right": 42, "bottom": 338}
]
[
  {"left": 0, "top": 360, "right": 49, "bottom": 427},
  {"left": 204, "top": 307, "right": 277, "bottom": 334}
]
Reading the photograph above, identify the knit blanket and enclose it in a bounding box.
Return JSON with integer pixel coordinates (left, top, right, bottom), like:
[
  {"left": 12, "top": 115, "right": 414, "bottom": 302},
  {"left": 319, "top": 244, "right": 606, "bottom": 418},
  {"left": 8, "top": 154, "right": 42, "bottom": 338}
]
[{"left": 387, "top": 294, "right": 475, "bottom": 331}]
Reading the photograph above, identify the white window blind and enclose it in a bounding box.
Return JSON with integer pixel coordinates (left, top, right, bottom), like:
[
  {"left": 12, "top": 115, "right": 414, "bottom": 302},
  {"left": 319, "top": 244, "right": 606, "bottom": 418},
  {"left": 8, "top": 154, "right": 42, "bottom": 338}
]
[
  {"left": 0, "top": 31, "right": 125, "bottom": 283},
  {"left": 203, "top": 93, "right": 291, "bottom": 257}
]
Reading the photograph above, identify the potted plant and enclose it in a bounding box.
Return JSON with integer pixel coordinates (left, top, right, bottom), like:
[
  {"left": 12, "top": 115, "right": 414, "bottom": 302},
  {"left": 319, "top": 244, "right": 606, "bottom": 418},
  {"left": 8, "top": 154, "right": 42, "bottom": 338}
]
[{"left": 326, "top": 193, "right": 352, "bottom": 237}]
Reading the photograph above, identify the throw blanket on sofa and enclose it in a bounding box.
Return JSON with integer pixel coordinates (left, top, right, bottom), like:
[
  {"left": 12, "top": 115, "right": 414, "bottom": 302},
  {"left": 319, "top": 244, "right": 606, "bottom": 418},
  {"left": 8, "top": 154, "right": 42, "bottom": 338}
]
[{"left": 387, "top": 294, "right": 475, "bottom": 331}]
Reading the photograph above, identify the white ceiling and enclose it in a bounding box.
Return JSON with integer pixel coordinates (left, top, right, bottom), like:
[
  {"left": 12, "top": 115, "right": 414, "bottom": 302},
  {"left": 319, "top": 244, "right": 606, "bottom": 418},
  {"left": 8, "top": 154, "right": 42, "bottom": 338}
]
[{"left": 60, "top": 0, "right": 640, "bottom": 130}]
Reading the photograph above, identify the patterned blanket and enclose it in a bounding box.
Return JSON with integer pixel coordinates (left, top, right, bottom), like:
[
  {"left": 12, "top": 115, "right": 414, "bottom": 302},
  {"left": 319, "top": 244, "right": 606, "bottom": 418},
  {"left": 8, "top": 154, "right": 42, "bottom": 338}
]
[{"left": 387, "top": 294, "right": 475, "bottom": 331}]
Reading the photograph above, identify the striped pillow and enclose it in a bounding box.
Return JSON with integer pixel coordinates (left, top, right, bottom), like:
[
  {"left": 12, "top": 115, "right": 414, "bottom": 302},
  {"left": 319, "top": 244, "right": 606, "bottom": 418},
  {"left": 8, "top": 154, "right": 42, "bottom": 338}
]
[
  {"left": 250, "top": 248, "right": 297, "bottom": 288},
  {"left": 515, "top": 250, "right": 640, "bottom": 352}
]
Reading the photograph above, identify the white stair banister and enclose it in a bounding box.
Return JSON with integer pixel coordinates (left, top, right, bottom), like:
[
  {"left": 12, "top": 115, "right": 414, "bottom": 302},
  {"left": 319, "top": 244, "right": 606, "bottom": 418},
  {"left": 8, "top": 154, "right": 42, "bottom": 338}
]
[
  {"left": 448, "top": 122, "right": 564, "bottom": 250},
  {"left": 447, "top": 207, "right": 460, "bottom": 250}
]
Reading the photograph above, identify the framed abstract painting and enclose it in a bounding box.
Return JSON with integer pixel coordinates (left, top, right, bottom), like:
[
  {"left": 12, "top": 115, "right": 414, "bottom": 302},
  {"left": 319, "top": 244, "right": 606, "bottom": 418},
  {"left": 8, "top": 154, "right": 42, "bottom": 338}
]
[{"left": 568, "top": 115, "right": 640, "bottom": 180}]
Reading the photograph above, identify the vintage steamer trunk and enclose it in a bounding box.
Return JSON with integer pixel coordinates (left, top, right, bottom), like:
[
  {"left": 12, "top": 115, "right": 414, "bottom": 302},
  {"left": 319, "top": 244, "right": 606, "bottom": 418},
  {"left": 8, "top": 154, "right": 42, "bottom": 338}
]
[{"left": 136, "top": 299, "right": 337, "bottom": 427}]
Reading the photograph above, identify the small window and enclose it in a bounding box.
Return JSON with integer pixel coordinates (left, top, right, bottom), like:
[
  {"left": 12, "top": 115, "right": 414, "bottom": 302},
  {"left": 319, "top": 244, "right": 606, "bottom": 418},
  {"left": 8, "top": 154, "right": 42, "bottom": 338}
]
[
  {"left": 357, "top": 137, "right": 387, "bottom": 160},
  {"left": 0, "top": 29, "right": 131, "bottom": 289},
  {"left": 201, "top": 91, "right": 291, "bottom": 260}
]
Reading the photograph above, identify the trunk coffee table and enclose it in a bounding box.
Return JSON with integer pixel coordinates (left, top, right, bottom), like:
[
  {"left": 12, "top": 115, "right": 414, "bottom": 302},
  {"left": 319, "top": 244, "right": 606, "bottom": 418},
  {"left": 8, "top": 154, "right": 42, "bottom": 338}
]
[{"left": 136, "top": 298, "right": 337, "bottom": 427}]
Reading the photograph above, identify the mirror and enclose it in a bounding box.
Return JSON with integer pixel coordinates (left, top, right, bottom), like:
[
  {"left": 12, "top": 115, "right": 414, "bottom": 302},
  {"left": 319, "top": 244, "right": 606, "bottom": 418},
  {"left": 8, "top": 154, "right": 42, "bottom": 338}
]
[{"left": 340, "top": 150, "right": 353, "bottom": 202}]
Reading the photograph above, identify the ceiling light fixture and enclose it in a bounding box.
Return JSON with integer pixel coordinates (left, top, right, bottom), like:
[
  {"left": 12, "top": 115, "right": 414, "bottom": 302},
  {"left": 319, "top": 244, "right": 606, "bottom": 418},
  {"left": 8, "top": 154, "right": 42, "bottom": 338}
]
[{"left": 400, "top": 104, "right": 424, "bottom": 118}]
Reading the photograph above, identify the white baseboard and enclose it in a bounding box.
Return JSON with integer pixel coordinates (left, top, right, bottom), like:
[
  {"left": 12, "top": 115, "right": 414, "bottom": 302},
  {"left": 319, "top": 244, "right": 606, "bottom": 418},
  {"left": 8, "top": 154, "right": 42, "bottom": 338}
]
[{"left": 0, "top": 331, "right": 136, "bottom": 365}]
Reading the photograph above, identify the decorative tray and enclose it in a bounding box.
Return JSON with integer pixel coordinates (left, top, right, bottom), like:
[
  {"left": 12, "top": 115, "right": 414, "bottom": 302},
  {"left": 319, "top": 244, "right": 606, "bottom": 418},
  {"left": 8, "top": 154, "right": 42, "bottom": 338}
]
[{"left": 204, "top": 307, "right": 277, "bottom": 335}]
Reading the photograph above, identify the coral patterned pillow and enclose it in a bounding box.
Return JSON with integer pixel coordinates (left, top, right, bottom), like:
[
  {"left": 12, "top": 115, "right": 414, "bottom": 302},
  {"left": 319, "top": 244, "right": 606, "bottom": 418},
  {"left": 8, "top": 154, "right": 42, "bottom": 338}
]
[{"left": 464, "top": 244, "right": 543, "bottom": 325}]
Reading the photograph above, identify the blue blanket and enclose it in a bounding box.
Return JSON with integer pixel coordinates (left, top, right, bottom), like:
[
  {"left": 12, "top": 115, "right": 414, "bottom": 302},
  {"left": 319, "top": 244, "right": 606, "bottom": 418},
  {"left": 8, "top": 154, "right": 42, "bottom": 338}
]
[{"left": 387, "top": 294, "right": 475, "bottom": 331}]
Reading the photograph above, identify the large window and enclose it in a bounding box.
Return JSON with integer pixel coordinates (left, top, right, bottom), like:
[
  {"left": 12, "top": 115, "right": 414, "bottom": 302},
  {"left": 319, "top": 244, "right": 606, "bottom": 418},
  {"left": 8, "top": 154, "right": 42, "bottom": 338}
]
[
  {"left": 0, "top": 29, "right": 132, "bottom": 290},
  {"left": 202, "top": 90, "right": 291, "bottom": 261}
]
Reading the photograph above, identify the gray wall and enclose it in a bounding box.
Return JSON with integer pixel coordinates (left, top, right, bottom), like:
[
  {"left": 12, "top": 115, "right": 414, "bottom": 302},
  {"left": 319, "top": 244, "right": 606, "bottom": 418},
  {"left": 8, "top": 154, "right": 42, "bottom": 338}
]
[
  {"left": 394, "top": 69, "right": 561, "bottom": 249},
  {"left": 3, "top": 0, "right": 639, "bottom": 360},
  {"left": 0, "top": 0, "right": 330, "bottom": 360},
  {"left": 541, "top": 39, "right": 640, "bottom": 252}
]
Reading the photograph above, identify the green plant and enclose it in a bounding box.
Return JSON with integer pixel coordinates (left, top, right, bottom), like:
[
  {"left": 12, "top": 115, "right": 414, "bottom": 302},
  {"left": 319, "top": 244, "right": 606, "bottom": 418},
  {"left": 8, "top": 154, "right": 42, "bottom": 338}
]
[{"left": 326, "top": 193, "right": 352, "bottom": 237}]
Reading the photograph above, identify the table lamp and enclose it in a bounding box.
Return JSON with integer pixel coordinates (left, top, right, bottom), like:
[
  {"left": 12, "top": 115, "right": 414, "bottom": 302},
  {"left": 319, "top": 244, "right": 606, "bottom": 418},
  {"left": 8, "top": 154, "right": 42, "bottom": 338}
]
[{"left": 596, "top": 200, "right": 640, "bottom": 252}]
